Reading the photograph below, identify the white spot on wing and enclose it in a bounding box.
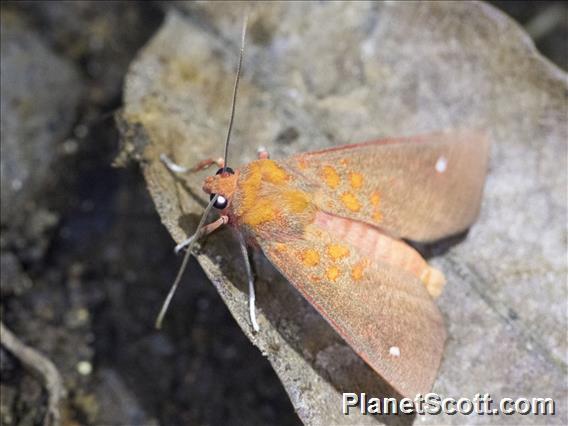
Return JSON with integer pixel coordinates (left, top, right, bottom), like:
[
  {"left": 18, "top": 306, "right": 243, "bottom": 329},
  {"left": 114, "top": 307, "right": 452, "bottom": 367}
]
[
  {"left": 389, "top": 346, "right": 400, "bottom": 357},
  {"left": 435, "top": 156, "right": 448, "bottom": 173}
]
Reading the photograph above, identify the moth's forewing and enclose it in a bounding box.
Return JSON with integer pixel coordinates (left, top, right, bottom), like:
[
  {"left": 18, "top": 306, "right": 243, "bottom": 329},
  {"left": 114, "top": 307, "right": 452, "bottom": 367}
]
[
  {"left": 284, "top": 130, "right": 490, "bottom": 242},
  {"left": 229, "top": 131, "right": 489, "bottom": 397}
]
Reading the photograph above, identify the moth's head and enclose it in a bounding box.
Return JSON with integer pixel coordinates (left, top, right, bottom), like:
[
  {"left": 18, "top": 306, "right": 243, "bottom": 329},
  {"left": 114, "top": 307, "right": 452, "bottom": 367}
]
[{"left": 202, "top": 167, "right": 239, "bottom": 211}]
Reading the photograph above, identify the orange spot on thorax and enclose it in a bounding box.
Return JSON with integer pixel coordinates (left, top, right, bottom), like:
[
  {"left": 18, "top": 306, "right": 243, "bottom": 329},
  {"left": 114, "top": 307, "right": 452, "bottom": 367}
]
[{"left": 236, "top": 159, "right": 313, "bottom": 227}]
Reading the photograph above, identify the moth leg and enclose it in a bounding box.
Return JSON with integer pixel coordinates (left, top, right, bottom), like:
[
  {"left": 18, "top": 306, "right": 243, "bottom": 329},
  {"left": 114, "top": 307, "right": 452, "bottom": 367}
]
[
  {"left": 256, "top": 146, "right": 270, "bottom": 160},
  {"left": 175, "top": 216, "right": 229, "bottom": 254},
  {"left": 238, "top": 235, "right": 260, "bottom": 332},
  {"left": 161, "top": 153, "right": 224, "bottom": 175}
]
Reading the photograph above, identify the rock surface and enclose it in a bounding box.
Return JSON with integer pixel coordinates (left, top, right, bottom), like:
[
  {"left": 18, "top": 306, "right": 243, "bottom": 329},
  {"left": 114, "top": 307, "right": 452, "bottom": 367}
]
[
  {"left": 123, "top": 2, "right": 564, "bottom": 424},
  {"left": 0, "top": 12, "right": 82, "bottom": 225}
]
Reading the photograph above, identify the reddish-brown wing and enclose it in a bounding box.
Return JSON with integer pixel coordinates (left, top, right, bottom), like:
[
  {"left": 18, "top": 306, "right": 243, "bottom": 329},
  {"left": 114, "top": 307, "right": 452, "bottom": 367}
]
[
  {"left": 259, "top": 221, "right": 446, "bottom": 398},
  {"left": 283, "top": 130, "right": 490, "bottom": 242},
  {"left": 229, "top": 131, "right": 488, "bottom": 396}
]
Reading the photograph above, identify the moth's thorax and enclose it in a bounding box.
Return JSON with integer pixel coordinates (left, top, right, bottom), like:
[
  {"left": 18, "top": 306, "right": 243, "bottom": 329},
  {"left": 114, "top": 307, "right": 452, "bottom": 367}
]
[{"left": 231, "top": 159, "right": 316, "bottom": 237}]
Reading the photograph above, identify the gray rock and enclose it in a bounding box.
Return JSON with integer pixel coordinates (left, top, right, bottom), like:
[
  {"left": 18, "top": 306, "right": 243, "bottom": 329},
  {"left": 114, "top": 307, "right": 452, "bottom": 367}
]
[
  {"left": 94, "top": 368, "right": 158, "bottom": 426},
  {"left": 0, "top": 12, "right": 82, "bottom": 225},
  {"left": 119, "top": 2, "right": 567, "bottom": 424},
  {"left": 0, "top": 252, "right": 32, "bottom": 297}
]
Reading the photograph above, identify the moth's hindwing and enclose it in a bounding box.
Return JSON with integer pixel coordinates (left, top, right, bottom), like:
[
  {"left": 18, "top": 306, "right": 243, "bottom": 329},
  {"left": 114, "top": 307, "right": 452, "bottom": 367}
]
[{"left": 260, "top": 223, "right": 446, "bottom": 398}]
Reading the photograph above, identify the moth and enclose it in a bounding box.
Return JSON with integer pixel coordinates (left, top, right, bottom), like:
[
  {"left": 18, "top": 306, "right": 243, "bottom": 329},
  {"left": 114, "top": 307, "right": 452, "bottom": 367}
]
[{"left": 155, "top": 15, "right": 490, "bottom": 399}]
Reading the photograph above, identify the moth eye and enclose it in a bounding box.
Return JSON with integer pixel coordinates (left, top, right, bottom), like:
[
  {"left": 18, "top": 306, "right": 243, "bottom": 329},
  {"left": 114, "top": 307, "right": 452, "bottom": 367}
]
[
  {"left": 216, "top": 167, "right": 235, "bottom": 175},
  {"left": 211, "top": 194, "right": 228, "bottom": 209}
]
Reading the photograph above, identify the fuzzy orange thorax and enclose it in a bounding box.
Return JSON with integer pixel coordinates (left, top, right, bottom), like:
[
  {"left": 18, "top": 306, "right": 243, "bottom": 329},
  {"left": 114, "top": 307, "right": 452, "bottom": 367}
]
[
  {"left": 235, "top": 159, "right": 314, "bottom": 228},
  {"left": 202, "top": 171, "right": 239, "bottom": 200}
]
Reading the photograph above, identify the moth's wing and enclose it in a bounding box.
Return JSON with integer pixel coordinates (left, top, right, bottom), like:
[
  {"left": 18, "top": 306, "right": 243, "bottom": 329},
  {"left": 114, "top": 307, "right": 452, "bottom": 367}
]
[
  {"left": 283, "top": 130, "right": 490, "bottom": 242},
  {"left": 259, "top": 223, "right": 446, "bottom": 398}
]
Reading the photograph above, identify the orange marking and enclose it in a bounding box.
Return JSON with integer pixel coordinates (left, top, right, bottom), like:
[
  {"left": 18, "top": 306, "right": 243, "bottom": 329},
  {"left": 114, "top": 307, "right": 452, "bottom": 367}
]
[
  {"left": 240, "top": 160, "right": 310, "bottom": 227},
  {"left": 239, "top": 162, "right": 262, "bottom": 211},
  {"left": 301, "top": 249, "right": 320, "bottom": 267},
  {"left": 322, "top": 166, "right": 340, "bottom": 189},
  {"left": 370, "top": 191, "right": 381, "bottom": 206},
  {"left": 340, "top": 158, "right": 349, "bottom": 166},
  {"left": 297, "top": 158, "right": 309, "bottom": 170},
  {"left": 260, "top": 160, "right": 288, "bottom": 184},
  {"left": 245, "top": 198, "right": 277, "bottom": 226},
  {"left": 349, "top": 172, "right": 363, "bottom": 189},
  {"left": 372, "top": 210, "right": 383, "bottom": 223},
  {"left": 351, "top": 260, "right": 367, "bottom": 282},
  {"left": 274, "top": 243, "right": 287, "bottom": 253},
  {"left": 340, "top": 192, "right": 361, "bottom": 212},
  {"left": 326, "top": 266, "right": 340, "bottom": 282},
  {"left": 327, "top": 244, "right": 349, "bottom": 260},
  {"left": 282, "top": 189, "right": 310, "bottom": 213},
  {"left": 239, "top": 163, "right": 273, "bottom": 226},
  {"left": 310, "top": 275, "right": 322, "bottom": 283}
]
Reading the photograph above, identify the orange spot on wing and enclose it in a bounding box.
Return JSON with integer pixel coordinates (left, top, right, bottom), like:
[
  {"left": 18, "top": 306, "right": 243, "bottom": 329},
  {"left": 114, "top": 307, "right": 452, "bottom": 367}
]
[
  {"left": 301, "top": 249, "right": 320, "bottom": 267},
  {"left": 327, "top": 244, "right": 350, "bottom": 260},
  {"left": 282, "top": 189, "right": 310, "bottom": 213},
  {"left": 340, "top": 192, "right": 361, "bottom": 212},
  {"left": 370, "top": 191, "right": 381, "bottom": 206},
  {"left": 349, "top": 172, "right": 363, "bottom": 189},
  {"left": 274, "top": 243, "right": 287, "bottom": 253},
  {"left": 244, "top": 198, "right": 277, "bottom": 226},
  {"left": 321, "top": 166, "right": 340, "bottom": 189},
  {"left": 340, "top": 159, "right": 349, "bottom": 166},
  {"left": 372, "top": 210, "right": 383, "bottom": 223},
  {"left": 351, "top": 260, "right": 368, "bottom": 282},
  {"left": 239, "top": 162, "right": 265, "bottom": 225},
  {"left": 326, "top": 266, "right": 341, "bottom": 282},
  {"left": 260, "top": 160, "right": 288, "bottom": 184}
]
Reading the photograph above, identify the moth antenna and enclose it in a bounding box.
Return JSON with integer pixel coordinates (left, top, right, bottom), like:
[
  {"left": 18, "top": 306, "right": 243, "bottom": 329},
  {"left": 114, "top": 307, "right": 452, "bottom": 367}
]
[
  {"left": 222, "top": 12, "right": 249, "bottom": 172},
  {"left": 155, "top": 195, "right": 219, "bottom": 329}
]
